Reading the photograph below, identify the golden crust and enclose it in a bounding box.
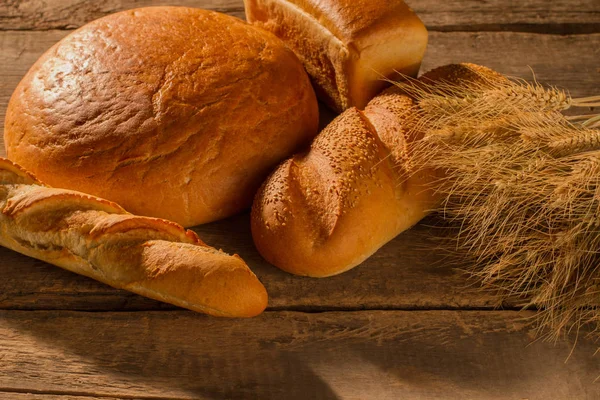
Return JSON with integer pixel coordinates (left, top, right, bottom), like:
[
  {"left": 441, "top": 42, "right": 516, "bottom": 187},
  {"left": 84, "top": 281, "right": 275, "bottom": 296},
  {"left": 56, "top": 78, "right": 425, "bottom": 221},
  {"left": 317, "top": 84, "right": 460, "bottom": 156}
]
[
  {"left": 0, "top": 158, "right": 267, "bottom": 317},
  {"left": 252, "top": 102, "right": 433, "bottom": 277},
  {"left": 418, "top": 63, "right": 508, "bottom": 87},
  {"left": 281, "top": 0, "right": 423, "bottom": 47},
  {"left": 5, "top": 7, "right": 318, "bottom": 227},
  {"left": 0, "top": 158, "right": 40, "bottom": 185},
  {"left": 4, "top": 187, "right": 126, "bottom": 217},
  {"left": 244, "top": 0, "right": 427, "bottom": 111}
]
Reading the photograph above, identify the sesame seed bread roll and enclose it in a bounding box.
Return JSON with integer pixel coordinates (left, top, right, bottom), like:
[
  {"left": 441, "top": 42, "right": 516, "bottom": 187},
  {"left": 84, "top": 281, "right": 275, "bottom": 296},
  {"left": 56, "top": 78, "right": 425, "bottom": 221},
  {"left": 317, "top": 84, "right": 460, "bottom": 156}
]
[
  {"left": 251, "top": 86, "right": 436, "bottom": 277},
  {"left": 244, "top": 0, "right": 428, "bottom": 112},
  {"left": 251, "top": 63, "right": 503, "bottom": 277},
  {"left": 0, "top": 158, "right": 267, "bottom": 317}
]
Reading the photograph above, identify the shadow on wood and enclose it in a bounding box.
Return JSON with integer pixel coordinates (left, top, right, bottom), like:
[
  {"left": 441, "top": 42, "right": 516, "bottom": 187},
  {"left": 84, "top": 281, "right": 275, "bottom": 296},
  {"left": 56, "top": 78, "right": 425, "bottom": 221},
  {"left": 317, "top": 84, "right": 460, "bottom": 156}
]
[{"left": 0, "top": 310, "right": 598, "bottom": 399}]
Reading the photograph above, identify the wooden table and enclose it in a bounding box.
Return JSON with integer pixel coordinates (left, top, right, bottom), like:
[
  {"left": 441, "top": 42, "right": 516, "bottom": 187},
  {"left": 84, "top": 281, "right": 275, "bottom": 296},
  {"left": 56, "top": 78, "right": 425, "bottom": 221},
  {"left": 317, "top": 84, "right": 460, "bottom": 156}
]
[{"left": 1, "top": 1, "right": 599, "bottom": 398}]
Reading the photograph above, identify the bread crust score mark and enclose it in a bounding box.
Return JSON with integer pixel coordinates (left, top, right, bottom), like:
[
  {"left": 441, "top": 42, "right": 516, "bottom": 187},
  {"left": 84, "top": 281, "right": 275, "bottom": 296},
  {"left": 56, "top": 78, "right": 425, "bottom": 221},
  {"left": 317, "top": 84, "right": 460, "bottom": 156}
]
[{"left": 251, "top": 85, "right": 437, "bottom": 277}]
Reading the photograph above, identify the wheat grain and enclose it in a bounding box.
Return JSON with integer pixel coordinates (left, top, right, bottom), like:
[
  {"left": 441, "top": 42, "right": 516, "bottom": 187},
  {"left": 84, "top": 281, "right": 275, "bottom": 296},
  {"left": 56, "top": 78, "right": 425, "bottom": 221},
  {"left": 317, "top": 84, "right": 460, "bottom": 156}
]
[{"left": 400, "top": 67, "right": 600, "bottom": 344}]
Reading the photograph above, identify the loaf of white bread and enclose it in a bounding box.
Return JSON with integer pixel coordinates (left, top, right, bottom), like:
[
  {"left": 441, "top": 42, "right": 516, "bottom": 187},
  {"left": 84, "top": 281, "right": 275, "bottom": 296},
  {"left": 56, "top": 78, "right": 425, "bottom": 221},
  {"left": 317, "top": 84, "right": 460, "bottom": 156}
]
[
  {"left": 0, "top": 158, "right": 267, "bottom": 317},
  {"left": 244, "top": 0, "right": 428, "bottom": 112},
  {"left": 251, "top": 64, "right": 502, "bottom": 277}
]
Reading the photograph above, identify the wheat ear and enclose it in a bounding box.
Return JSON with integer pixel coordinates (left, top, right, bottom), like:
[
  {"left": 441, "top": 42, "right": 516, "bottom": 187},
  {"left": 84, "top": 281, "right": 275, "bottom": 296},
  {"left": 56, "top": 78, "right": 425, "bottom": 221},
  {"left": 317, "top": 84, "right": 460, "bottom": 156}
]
[{"left": 398, "top": 66, "right": 600, "bottom": 345}]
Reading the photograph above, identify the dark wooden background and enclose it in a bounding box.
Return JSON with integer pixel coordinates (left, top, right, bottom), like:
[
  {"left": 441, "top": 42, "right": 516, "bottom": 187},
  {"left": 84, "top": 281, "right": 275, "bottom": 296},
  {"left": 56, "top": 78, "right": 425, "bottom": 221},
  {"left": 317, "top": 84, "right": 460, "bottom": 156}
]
[{"left": 0, "top": 0, "right": 599, "bottom": 398}]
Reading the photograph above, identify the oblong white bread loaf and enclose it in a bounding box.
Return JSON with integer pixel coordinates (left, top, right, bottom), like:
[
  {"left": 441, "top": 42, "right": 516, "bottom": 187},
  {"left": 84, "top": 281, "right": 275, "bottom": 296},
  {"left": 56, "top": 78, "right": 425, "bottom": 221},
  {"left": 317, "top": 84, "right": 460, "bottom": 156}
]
[{"left": 251, "top": 87, "right": 436, "bottom": 277}]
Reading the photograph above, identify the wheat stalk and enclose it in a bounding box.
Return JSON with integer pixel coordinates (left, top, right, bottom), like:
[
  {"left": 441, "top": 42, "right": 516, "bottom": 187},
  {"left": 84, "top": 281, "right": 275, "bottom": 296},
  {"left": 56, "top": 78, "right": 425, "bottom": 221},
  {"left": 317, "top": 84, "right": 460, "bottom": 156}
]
[{"left": 401, "top": 65, "right": 600, "bottom": 344}]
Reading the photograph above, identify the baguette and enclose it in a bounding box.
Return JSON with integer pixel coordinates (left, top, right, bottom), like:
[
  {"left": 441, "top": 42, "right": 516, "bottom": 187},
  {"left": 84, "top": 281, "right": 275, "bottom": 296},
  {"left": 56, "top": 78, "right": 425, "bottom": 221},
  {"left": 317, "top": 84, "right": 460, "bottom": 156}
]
[
  {"left": 251, "top": 63, "right": 503, "bottom": 277},
  {"left": 244, "top": 0, "right": 427, "bottom": 112},
  {"left": 0, "top": 158, "right": 267, "bottom": 317}
]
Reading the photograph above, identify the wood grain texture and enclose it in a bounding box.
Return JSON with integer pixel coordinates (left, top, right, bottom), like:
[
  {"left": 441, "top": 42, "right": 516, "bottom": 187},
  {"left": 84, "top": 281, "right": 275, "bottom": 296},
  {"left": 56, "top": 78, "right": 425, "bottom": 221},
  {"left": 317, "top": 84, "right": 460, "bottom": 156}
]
[
  {"left": 0, "top": 310, "right": 598, "bottom": 399},
  {"left": 0, "top": 0, "right": 245, "bottom": 30},
  {"left": 0, "top": 0, "right": 598, "bottom": 32},
  {"left": 417, "top": 0, "right": 600, "bottom": 33}
]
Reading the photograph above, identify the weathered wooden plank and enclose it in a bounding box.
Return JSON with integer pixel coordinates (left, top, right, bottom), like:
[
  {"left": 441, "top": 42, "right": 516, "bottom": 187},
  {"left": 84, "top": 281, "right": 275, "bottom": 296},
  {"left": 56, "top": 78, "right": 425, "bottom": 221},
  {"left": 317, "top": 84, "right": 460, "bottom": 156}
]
[
  {"left": 0, "top": 214, "right": 495, "bottom": 311},
  {"left": 0, "top": 0, "right": 598, "bottom": 32},
  {"left": 417, "top": 0, "right": 600, "bottom": 33},
  {"left": 0, "top": 0, "right": 245, "bottom": 30},
  {"left": 0, "top": 310, "right": 597, "bottom": 399}
]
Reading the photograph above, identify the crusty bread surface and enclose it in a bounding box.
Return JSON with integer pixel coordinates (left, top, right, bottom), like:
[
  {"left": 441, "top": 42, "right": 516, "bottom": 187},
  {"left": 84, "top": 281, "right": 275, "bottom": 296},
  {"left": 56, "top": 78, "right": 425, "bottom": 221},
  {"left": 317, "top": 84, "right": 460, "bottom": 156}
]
[
  {"left": 251, "top": 87, "right": 436, "bottom": 277},
  {"left": 251, "top": 63, "right": 503, "bottom": 277},
  {"left": 417, "top": 63, "right": 508, "bottom": 87},
  {"left": 5, "top": 6, "right": 319, "bottom": 227},
  {"left": 0, "top": 158, "right": 268, "bottom": 317},
  {"left": 244, "top": 0, "right": 428, "bottom": 112}
]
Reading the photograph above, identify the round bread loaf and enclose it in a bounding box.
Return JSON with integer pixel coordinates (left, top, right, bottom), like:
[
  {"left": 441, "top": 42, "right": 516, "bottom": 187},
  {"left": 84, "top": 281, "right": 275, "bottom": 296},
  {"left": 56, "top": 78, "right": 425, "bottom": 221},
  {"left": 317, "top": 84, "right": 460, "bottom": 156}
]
[{"left": 4, "top": 7, "right": 319, "bottom": 227}]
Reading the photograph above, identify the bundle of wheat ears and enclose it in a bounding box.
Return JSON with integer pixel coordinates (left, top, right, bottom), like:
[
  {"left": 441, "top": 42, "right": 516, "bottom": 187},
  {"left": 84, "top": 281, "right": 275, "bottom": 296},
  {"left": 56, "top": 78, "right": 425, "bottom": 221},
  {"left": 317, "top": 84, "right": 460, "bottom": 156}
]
[{"left": 396, "top": 64, "right": 600, "bottom": 343}]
